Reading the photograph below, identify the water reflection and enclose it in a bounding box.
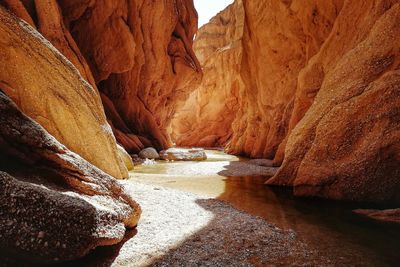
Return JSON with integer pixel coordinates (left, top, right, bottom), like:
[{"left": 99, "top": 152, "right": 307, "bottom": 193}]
[{"left": 132, "top": 149, "right": 400, "bottom": 266}]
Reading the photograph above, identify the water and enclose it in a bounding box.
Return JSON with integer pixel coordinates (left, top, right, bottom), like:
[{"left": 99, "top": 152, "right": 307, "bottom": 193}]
[{"left": 131, "top": 149, "right": 400, "bottom": 266}]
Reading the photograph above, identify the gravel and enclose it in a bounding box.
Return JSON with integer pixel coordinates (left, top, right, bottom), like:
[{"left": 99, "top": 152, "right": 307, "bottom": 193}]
[{"left": 65, "top": 181, "right": 331, "bottom": 267}]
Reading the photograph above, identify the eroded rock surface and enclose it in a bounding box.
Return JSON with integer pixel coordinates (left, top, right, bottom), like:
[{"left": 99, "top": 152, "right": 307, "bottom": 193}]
[
  {"left": 0, "top": 91, "right": 141, "bottom": 264},
  {"left": 173, "top": 0, "right": 400, "bottom": 204},
  {"left": 171, "top": 0, "right": 244, "bottom": 148},
  {"left": 1, "top": 0, "right": 202, "bottom": 155},
  {"left": 269, "top": 1, "right": 400, "bottom": 204},
  {"left": 0, "top": 6, "right": 128, "bottom": 179},
  {"left": 58, "top": 0, "right": 202, "bottom": 153}
]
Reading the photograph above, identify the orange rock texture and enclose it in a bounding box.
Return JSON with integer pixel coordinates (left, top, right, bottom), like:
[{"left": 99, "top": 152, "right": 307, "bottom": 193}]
[
  {"left": 0, "top": 5, "right": 128, "bottom": 179},
  {"left": 269, "top": 1, "right": 400, "bottom": 204},
  {"left": 174, "top": 0, "right": 400, "bottom": 203},
  {"left": 1, "top": 0, "right": 202, "bottom": 154},
  {"left": 226, "top": 0, "right": 345, "bottom": 159},
  {"left": 59, "top": 0, "right": 202, "bottom": 153},
  {"left": 171, "top": 0, "right": 244, "bottom": 147}
]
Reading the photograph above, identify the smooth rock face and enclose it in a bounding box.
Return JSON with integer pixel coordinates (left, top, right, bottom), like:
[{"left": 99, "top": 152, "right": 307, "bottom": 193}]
[
  {"left": 139, "top": 148, "right": 160, "bottom": 160},
  {"left": 0, "top": 91, "right": 141, "bottom": 264},
  {"left": 0, "top": 6, "right": 128, "bottom": 179},
  {"left": 171, "top": 0, "right": 244, "bottom": 148},
  {"left": 269, "top": 1, "right": 400, "bottom": 204},
  {"left": 160, "top": 148, "right": 207, "bottom": 161},
  {"left": 57, "top": 0, "right": 202, "bottom": 153}
]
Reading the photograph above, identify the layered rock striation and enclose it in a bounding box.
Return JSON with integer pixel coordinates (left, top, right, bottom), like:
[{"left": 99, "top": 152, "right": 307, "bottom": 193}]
[
  {"left": 269, "top": 1, "right": 400, "bottom": 204},
  {"left": 171, "top": 0, "right": 244, "bottom": 147},
  {"left": 0, "top": 5, "right": 142, "bottom": 264}
]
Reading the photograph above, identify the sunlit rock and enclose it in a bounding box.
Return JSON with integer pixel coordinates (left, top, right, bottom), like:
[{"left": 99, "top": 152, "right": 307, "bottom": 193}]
[
  {"left": 0, "top": 6, "right": 128, "bottom": 179},
  {"left": 160, "top": 148, "right": 207, "bottom": 161},
  {"left": 172, "top": 0, "right": 244, "bottom": 148}
]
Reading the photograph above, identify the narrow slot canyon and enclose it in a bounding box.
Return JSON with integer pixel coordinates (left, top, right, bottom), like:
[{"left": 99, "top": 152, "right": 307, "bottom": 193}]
[{"left": 0, "top": 0, "right": 399, "bottom": 266}]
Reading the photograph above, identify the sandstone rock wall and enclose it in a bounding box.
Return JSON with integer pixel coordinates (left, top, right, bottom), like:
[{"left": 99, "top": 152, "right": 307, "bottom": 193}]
[
  {"left": 225, "top": 0, "right": 344, "bottom": 159},
  {"left": 173, "top": 0, "right": 400, "bottom": 204},
  {"left": 0, "top": 6, "right": 128, "bottom": 179},
  {"left": 58, "top": 0, "right": 202, "bottom": 153},
  {"left": 171, "top": 0, "right": 244, "bottom": 148},
  {"left": 269, "top": 1, "right": 400, "bottom": 204},
  {"left": 1, "top": 0, "right": 202, "bottom": 154}
]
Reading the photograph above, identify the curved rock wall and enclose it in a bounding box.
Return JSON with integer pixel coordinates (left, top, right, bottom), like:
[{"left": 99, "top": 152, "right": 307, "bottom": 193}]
[
  {"left": 0, "top": 5, "right": 127, "bottom": 179},
  {"left": 171, "top": 0, "right": 244, "bottom": 148},
  {"left": 173, "top": 0, "right": 400, "bottom": 204},
  {"left": 269, "top": 1, "right": 400, "bottom": 204},
  {"left": 58, "top": 0, "right": 202, "bottom": 153},
  {"left": 2, "top": 0, "right": 201, "bottom": 154},
  {"left": 225, "top": 0, "right": 343, "bottom": 159}
]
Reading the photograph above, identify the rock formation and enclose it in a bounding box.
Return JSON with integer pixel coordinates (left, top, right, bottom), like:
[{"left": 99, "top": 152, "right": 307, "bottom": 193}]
[
  {"left": 171, "top": 0, "right": 244, "bottom": 148},
  {"left": 174, "top": 0, "right": 400, "bottom": 204},
  {"left": 1, "top": 0, "right": 202, "bottom": 154},
  {"left": 269, "top": 1, "right": 400, "bottom": 204},
  {"left": 58, "top": 0, "right": 202, "bottom": 153},
  {"left": 0, "top": 5, "right": 128, "bottom": 179},
  {"left": 0, "top": 91, "right": 141, "bottom": 264}
]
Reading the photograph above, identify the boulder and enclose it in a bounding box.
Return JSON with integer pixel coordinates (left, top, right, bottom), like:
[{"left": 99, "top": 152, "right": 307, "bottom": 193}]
[
  {"left": 160, "top": 148, "right": 207, "bottom": 161},
  {"left": 0, "top": 91, "right": 141, "bottom": 264},
  {"left": 138, "top": 147, "right": 160, "bottom": 160}
]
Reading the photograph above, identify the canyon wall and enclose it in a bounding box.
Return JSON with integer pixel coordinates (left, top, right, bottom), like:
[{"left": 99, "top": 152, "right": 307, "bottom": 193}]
[
  {"left": 226, "top": 0, "right": 344, "bottom": 159},
  {"left": 2, "top": 0, "right": 202, "bottom": 154},
  {"left": 173, "top": 0, "right": 399, "bottom": 204},
  {"left": 171, "top": 0, "right": 244, "bottom": 147},
  {"left": 59, "top": 0, "right": 202, "bottom": 153},
  {"left": 269, "top": 1, "right": 400, "bottom": 204},
  {"left": 0, "top": 4, "right": 128, "bottom": 179}
]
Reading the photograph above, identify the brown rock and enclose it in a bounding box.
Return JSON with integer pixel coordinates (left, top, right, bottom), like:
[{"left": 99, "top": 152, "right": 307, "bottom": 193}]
[
  {"left": 171, "top": 0, "right": 244, "bottom": 148},
  {"left": 0, "top": 6, "right": 128, "bottom": 179},
  {"left": 268, "top": 2, "right": 400, "bottom": 204},
  {"left": 0, "top": 91, "right": 141, "bottom": 264}
]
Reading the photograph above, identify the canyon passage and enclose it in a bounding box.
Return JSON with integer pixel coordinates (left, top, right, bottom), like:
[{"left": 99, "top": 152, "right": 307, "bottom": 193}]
[{"left": 0, "top": 0, "right": 399, "bottom": 266}]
